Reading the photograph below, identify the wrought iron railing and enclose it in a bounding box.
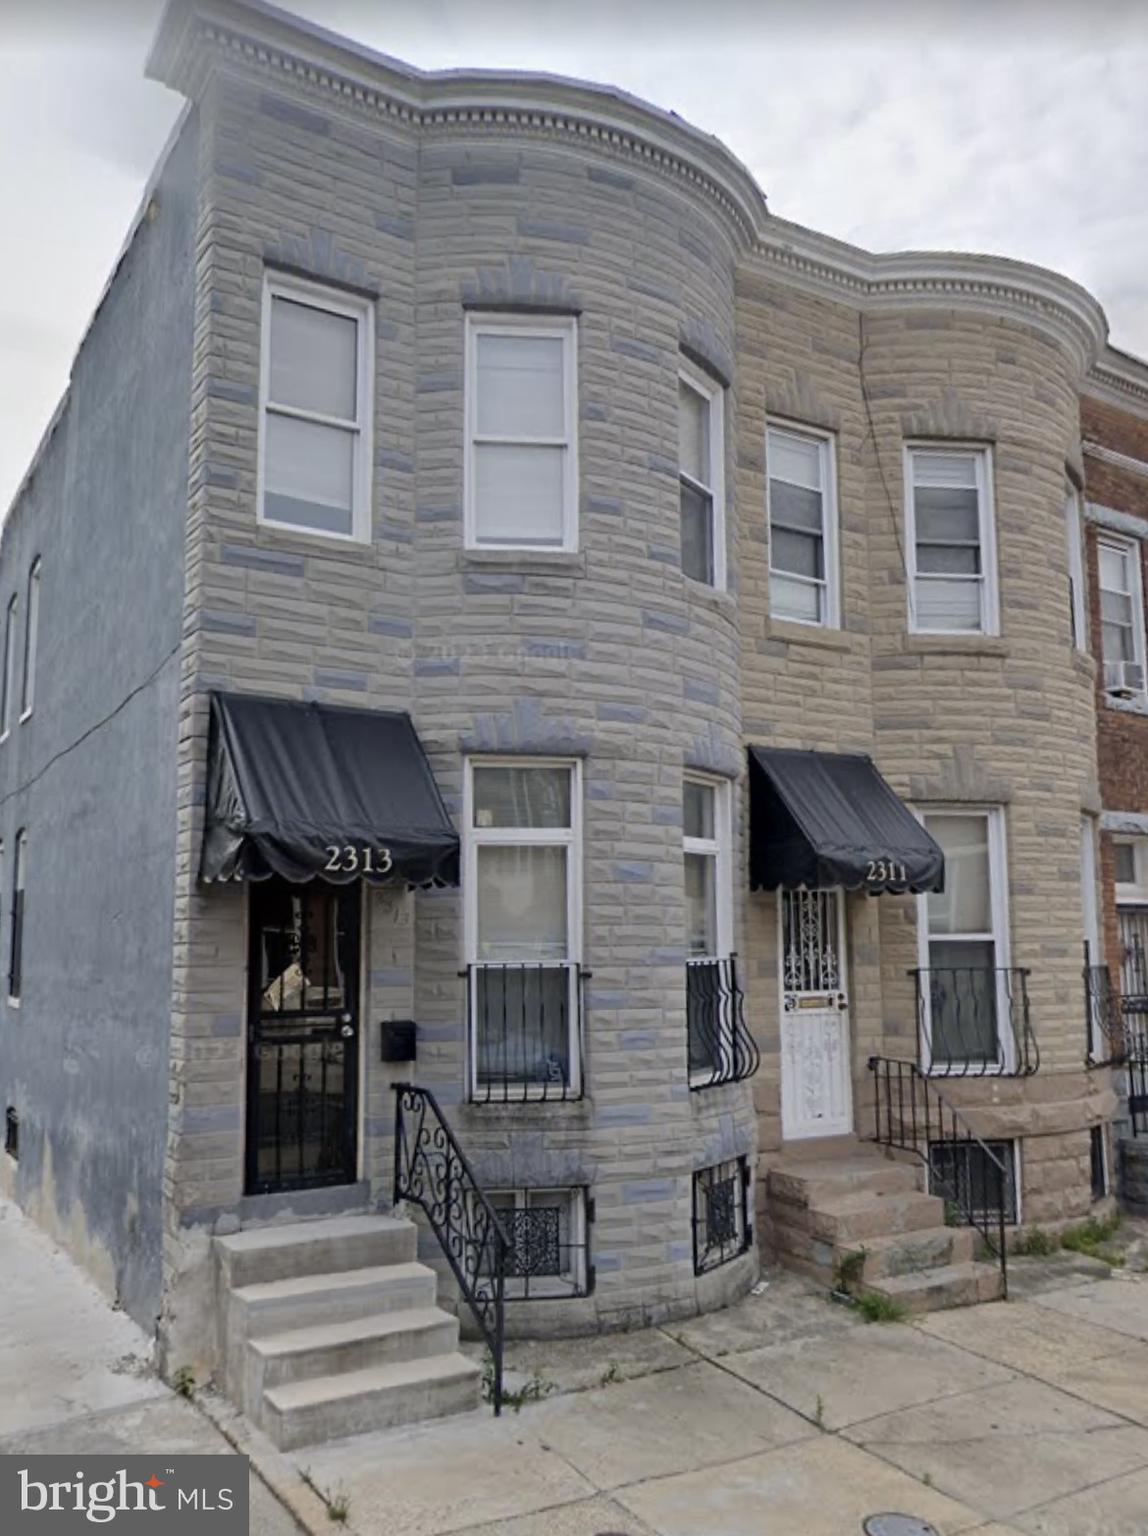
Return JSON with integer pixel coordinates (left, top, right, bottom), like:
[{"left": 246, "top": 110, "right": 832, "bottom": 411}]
[
  {"left": 912, "top": 966, "right": 1038, "bottom": 1077},
  {"left": 1083, "top": 954, "right": 1130, "bottom": 1068},
  {"left": 686, "top": 955, "right": 761, "bottom": 1088},
  {"left": 465, "top": 961, "right": 585, "bottom": 1103},
  {"left": 1130, "top": 1048, "right": 1148, "bottom": 1139},
  {"left": 392, "top": 1084, "right": 510, "bottom": 1414},
  {"left": 868, "top": 1055, "right": 1009, "bottom": 1298}
]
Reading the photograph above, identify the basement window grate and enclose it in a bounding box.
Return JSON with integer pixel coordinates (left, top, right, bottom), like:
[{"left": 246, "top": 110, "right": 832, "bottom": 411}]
[
  {"left": 928, "top": 1139, "right": 1018, "bottom": 1225},
  {"left": 4, "top": 1106, "right": 17, "bottom": 1161},
  {"left": 692, "top": 1155, "right": 751, "bottom": 1274}
]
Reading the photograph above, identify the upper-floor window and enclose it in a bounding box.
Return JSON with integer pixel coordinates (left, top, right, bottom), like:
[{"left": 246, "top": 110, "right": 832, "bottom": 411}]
[
  {"left": 259, "top": 275, "right": 374, "bottom": 541},
  {"left": 767, "top": 422, "right": 838, "bottom": 626},
  {"left": 1, "top": 596, "right": 17, "bottom": 740},
  {"left": 906, "top": 447, "right": 998, "bottom": 635},
  {"left": 464, "top": 316, "right": 578, "bottom": 552},
  {"left": 9, "top": 829, "right": 25, "bottom": 1004},
  {"left": 1098, "top": 535, "right": 1147, "bottom": 698},
  {"left": 20, "top": 558, "right": 40, "bottom": 721},
  {"left": 464, "top": 759, "right": 582, "bottom": 1099},
  {"left": 1065, "top": 485, "right": 1086, "bottom": 650},
  {"left": 679, "top": 370, "right": 726, "bottom": 588}
]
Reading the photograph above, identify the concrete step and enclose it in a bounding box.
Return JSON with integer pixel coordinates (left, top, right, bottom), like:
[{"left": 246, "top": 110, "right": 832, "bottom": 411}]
[
  {"left": 855, "top": 1225, "right": 976, "bottom": 1280},
  {"left": 768, "top": 1155, "right": 920, "bottom": 1206},
  {"left": 808, "top": 1188, "right": 943, "bottom": 1245},
  {"left": 216, "top": 1214, "right": 417, "bottom": 1289},
  {"left": 245, "top": 1307, "right": 460, "bottom": 1418},
  {"left": 262, "top": 1352, "right": 484, "bottom": 1451},
  {"left": 867, "top": 1259, "right": 1005, "bottom": 1316},
  {"left": 229, "top": 1261, "right": 438, "bottom": 1343}
]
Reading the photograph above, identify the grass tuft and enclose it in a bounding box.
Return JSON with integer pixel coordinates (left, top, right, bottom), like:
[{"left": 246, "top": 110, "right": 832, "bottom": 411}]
[
  {"left": 1014, "top": 1226, "right": 1058, "bottom": 1258},
  {"left": 1060, "top": 1213, "right": 1124, "bottom": 1267},
  {"left": 856, "top": 1290, "right": 909, "bottom": 1324}
]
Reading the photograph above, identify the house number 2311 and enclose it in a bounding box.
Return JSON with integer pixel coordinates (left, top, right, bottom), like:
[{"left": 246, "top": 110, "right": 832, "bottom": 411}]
[
  {"left": 324, "top": 845, "right": 394, "bottom": 875},
  {"left": 866, "top": 858, "right": 907, "bottom": 884}
]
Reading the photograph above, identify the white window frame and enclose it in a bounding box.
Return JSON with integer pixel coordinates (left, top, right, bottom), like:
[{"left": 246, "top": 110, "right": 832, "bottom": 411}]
[
  {"left": 257, "top": 273, "right": 374, "bottom": 544},
  {"left": 916, "top": 806, "right": 1011, "bottom": 1073},
  {"left": 1113, "top": 836, "right": 1148, "bottom": 905},
  {"left": 1065, "top": 485, "right": 1087, "bottom": 651},
  {"left": 20, "top": 557, "right": 40, "bottom": 722},
  {"left": 905, "top": 444, "right": 999, "bottom": 636},
  {"left": 684, "top": 773, "right": 734, "bottom": 1088},
  {"left": 0, "top": 595, "right": 17, "bottom": 742},
  {"left": 678, "top": 365, "right": 727, "bottom": 591},
  {"left": 1097, "top": 533, "right": 1147, "bottom": 697},
  {"left": 928, "top": 1136, "right": 1021, "bottom": 1225},
  {"left": 463, "top": 315, "right": 579, "bottom": 553},
  {"left": 462, "top": 757, "right": 583, "bottom": 1099},
  {"left": 487, "top": 1186, "right": 589, "bottom": 1299},
  {"left": 9, "top": 827, "right": 26, "bottom": 1007},
  {"left": 766, "top": 418, "right": 839, "bottom": 628}
]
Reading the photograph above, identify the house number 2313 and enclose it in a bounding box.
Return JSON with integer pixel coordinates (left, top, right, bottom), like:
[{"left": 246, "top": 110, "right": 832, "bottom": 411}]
[
  {"left": 324, "top": 845, "right": 394, "bottom": 875},
  {"left": 866, "top": 858, "right": 907, "bottom": 884}
]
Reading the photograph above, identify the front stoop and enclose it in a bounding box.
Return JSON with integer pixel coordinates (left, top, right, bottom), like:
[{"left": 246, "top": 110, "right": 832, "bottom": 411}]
[
  {"left": 765, "top": 1139, "right": 1005, "bottom": 1314},
  {"left": 214, "top": 1214, "right": 482, "bottom": 1450}
]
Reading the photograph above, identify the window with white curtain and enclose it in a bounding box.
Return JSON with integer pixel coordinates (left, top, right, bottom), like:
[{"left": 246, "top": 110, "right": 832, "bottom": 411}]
[
  {"left": 679, "top": 371, "right": 725, "bottom": 587},
  {"left": 465, "top": 317, "right": 578, "bottom": 550},
  {"left": 1098, "top": 535, "right": 1147, "bottom": 696},
  {"left": 918, "top": 809, "right": 1009, "bottom": 1070},
  {"left": 259, "top": 275, "right": 373, "bottom": 540},
  {"left": 464, "top": 760, "right": 581, "bottom": 1096},
  {"left": 20, "top": 558, "right": 40, "bottom": 720},
  {"left": 906, "top": 447, "right": 997, "bottom": 635},
  {"left": 767, "top": 422, "right": 838, "bottom": 626},
  {"left": 0, "top": 595, "right": 17, "bottom": 740}
]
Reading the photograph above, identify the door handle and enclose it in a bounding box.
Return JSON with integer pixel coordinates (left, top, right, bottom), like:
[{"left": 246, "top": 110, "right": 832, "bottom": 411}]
[
  {"left": 340, "top": 1024, "right": 354, "bottom": 1039},
  {"left": 340, "top": 1012, "right": 352, "bottom": 1024}
]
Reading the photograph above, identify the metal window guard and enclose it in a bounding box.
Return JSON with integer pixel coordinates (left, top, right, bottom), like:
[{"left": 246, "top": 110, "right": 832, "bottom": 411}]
[
  {"left": 1083, "top": 953, "right": 1130, "bottom": 1068},
  {"left": 392, "top": 1083, "right": 509, "bottom": 1415},
  {"left": 868, "top": 1055, "right": 1009, "bottom": 1299},
  {"left": 912, "top": 966, "right": 1039, "bottom": 1078},
  {"left": 686, "top": 954, "right": 761, "bottom": 1089},
  {"left": 464, "top": 961, "right": 586, "bottom": 1103}
]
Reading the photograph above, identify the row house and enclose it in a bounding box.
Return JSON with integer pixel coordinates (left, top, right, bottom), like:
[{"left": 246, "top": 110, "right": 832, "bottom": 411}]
[{"left": 0, "top": 0, "right": 1131, "bottom": 1447}]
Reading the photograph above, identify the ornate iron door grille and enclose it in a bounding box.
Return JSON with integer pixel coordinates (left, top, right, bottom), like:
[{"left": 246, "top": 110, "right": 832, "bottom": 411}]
[{"left": 245, "top": 879, "right": 362, "bottom": 1195}]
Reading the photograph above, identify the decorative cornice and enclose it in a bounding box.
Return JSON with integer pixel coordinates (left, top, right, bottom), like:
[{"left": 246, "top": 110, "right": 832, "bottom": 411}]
[
  {"left": 1083, "top": 439, "right": 1148, "bottom": 483},
  {"left": 146, "top": 0, "right": 1123, "bottom": 379},
  {"left": 1086, "top": 345, "right": 1148, "bottom": 419},
  {"left": 146, "top": 0, "right": 768, "bottom": 247}
]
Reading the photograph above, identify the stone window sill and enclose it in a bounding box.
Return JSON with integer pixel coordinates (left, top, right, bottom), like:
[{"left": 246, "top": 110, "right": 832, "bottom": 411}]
[
  {"left": 767, "top": 617, "right": 855, "bottom": 653},
  {"left": 459, "top": 549, "right": 587, "bottom": 577},
  {"left": 903, "top": 634, "right": 1010, "bottom": 659},
  {"left": 1104, "top": 690, "right": 1148, "bottom": 718}
]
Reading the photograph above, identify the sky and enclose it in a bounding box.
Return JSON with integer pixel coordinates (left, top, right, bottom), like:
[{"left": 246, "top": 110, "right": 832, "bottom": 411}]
[{"left": 2, "top": 0, "right": 1148, "bottom": 512}]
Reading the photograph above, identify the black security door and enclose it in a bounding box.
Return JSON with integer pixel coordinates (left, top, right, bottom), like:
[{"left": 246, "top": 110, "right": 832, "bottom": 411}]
[{"left": 246, "top": 878, "right": 361, "bottom": 1195}]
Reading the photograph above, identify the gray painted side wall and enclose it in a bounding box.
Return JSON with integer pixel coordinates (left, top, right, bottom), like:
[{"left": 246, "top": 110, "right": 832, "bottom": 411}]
[{"left": 0, "top": 110, "right": 198, "bottom": 1326}]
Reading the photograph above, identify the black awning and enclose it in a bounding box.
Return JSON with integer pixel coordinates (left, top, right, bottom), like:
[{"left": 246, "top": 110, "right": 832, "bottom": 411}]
[
  {"left": 748, "top": 745, "right": 944, "bottom": 894},
  {"left": 201, "top": 693, "right": 460, "bottom": 887}
]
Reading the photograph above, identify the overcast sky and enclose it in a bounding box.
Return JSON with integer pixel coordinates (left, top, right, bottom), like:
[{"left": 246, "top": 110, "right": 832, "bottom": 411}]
[{"left": 3, "top": 0, "right": 1147, "bottom": 511}]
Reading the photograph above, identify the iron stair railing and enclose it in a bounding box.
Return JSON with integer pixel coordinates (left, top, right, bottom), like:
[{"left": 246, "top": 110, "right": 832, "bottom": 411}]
[
  {"left": 867, "top": 1055, "right": 1009, "bottom": 1299},
  {"left": 392, "top": 1083, "right": 510, "bottom": 1414}
]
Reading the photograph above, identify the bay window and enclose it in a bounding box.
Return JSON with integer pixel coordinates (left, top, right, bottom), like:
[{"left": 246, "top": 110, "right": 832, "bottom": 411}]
[
  {"left": 464, "top": 317, "right": 578, "bottom": 551},
  {"left": 464, "top": 760, "right": 581, "bottom": 1099},
  {"left": 259, "top": 275, "right": 373, "bottom": 540},
  {"left": 906, "top": 447, "right": 997, "bottom": 635}
]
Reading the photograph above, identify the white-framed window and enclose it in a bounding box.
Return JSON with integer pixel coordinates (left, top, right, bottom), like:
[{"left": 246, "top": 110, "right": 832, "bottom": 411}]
[
  {"left": 9, "top": 828, "right": 25, "bottom": 1005},
  {"left": 258, "top": 274, "right": 374, "bottom": 541},
  {"left": 1113, "top": 835, "right": 1148, "bottom": 901},
  {"left": 1098, "top": 535, "right": 1147, "bottom": 697},
  {"left": 767, "top": 421, "right": 838, "bottom": 627},
  {"left": 0, "top": 596, "right": 17, "bottom": 740},
  {"left": 917, "top": 808, "right": 1011, "bottom": 1071},
  {"left": 464, "top": 315, "right": 578, "bottom": 551},
  {"left": 678, "top": 369, "right": 726, "bottom": 588},
  {"left": 20, "top": 558, "right": 40, "bottom": 721},
  {"left": 1065, "top": 485, "right": 1086, "bottom": 650},
  {"left": 463, "top": 759, "right": 582, "bottom": 1099},
  {"left": 906, "top": 445, "right": 998, "bottom": 635},
  {"left": 486, "top": 1187, "right": 590, "bottom": 1299},
  {"left": 683, "top": 774, "right": 733, "bottom": 1085}
]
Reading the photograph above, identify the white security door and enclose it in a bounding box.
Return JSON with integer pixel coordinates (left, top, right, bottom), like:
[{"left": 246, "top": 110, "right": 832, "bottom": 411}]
[{"left": 779, "top": 888, "right": 853, "bottom": 1140}]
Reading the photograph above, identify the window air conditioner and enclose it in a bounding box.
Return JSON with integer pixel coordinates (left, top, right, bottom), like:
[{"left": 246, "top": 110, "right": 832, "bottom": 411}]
[{"left": 1105, "top": 659, "right": 1146, "bottom": 697}]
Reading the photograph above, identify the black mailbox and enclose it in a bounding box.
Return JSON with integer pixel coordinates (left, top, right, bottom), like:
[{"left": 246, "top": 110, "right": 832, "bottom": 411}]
[{"left": 379, "top": 1019, "right": 417, "bottom": 1064}]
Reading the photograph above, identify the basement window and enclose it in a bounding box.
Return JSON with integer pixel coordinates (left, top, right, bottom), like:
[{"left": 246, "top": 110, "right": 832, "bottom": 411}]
[
  {"left": 692, "top": 1156, "right": 751, "bottom": 1274},
  {"left": 1091, "top": 1126, "right": 1109, "bottom": 1202},
  {"left": 4, "top": 1107, "right": 17, "bottom": 1161},
  {"left": 928, "top": 1139, "right": 1018, "bottom": 1225},
  {"left": 486, "top": 1187, "right": 591, "bottom": 1299}
]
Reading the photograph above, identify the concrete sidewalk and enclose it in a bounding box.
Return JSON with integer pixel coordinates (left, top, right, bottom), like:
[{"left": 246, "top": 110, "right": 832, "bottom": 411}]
[
  {"left": 4, "top": 1192, "right": 1148, "bottom": 1536},
  {"left": 0, "top": 1197, "right": 305, "bottom": 1535}
]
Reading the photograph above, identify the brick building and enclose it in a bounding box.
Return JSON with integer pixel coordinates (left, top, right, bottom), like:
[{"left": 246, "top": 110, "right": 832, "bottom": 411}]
[{"left": 0, "top": 0, "right": 1136, "bottom": 1447}]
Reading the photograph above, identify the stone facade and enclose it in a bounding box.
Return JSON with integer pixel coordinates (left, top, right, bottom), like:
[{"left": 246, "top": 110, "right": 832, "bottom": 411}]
[{"left": 0, "top": 0, "right": 1139, "bottom": 1372}]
